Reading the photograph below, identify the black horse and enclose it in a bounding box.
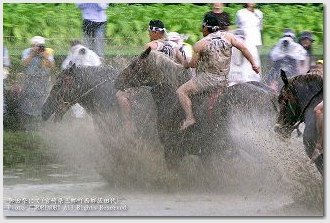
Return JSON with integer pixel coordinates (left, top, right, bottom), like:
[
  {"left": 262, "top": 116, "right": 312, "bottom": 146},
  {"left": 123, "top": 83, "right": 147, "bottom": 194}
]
[
  {"left": 41, "top": 64, "right": 158, "bottom": 148},
  {"left": 274, "top": 70, "right": 323, "bottom": 175},
  {"left": 115, "top": 47, "right": 279, "bottom": 169}
]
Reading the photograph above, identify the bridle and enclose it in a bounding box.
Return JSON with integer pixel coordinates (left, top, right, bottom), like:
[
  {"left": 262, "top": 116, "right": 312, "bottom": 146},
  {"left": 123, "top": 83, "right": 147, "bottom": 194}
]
[
  {"left": 55, "top": 72, "right": 111, "bottom": 113},
  {"left": 281, "top": 84, "right": 323, "bottom": 131}
]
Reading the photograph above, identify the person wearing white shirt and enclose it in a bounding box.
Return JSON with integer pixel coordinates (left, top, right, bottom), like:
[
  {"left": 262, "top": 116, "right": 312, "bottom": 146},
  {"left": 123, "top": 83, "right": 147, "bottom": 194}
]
[
  {"left": 229, "top": 29, "right": 261, "bottom": 86},
  {"left": 76, "top": 3, "right": 109, "bottom": 58},
  {"left": 267, "top": 29, "right": 307, "bottom": 92},
  {"left": 236, "top": 3, "right": 263, "bottom": 49}
]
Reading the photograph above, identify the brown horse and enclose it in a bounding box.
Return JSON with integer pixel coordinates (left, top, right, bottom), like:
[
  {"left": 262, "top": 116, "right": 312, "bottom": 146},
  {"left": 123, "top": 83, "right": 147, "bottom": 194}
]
[{"left": 274, "top": 70, "right": 323, "bottom": 175}]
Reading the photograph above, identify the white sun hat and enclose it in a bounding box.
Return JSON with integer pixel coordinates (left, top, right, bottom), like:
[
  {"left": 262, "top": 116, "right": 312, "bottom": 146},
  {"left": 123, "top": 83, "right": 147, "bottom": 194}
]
[{"left": 30, "top": 36, "right": 46, "bottom": 45}]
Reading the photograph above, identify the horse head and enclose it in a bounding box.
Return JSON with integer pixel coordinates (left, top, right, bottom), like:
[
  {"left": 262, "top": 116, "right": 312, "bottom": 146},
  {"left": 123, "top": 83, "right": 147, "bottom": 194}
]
[
  {"left": 274, "top": 70, "right": 323, "bottom": 138},
  {"left": 274, "top": 70, "right": 303, "bottom": 137},
  {"left": 42, "top": 64, "right": 83, "bottom": 122}
]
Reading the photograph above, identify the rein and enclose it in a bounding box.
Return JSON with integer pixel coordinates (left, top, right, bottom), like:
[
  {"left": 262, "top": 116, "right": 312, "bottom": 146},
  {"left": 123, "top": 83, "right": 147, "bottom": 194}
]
[{"left": 58, "top": 75, "right": 112, "bottom": 109}]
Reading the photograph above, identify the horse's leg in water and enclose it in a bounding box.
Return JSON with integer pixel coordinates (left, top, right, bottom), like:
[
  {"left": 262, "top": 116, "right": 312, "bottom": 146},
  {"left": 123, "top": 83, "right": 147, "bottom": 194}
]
[
  {"left": 311, "top": 101, "right": 324, "bottom": 162},
  {"left": 161, "top": 133, "right": 185, "bottom": 171},
  {"left": 116, "top": 89, "right": 137, "bottom": 132},
  {"left": 176, "top": 80, "right": 199, "bottom": 131}
]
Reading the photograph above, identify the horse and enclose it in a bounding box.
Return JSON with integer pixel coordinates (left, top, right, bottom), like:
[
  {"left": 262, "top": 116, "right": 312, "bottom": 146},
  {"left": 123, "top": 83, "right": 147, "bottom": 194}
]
[
  {"left": 274, "top": 70, "right": 323, "bottom": 175},
  {"left": 41, "top": 64, "right": 158, "bottom": 148},
  {"left": 115, "top": 47, "right": 279, "bottom": 169}
]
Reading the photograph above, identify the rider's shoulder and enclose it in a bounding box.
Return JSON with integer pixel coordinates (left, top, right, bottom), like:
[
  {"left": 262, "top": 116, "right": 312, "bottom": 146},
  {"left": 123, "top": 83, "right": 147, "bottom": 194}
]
[
  {"left": 194, "top": 38, "right": 208, "bottom": 51},
  {"left": 144, "top": 41, "right": 158, "bottom": 50}
]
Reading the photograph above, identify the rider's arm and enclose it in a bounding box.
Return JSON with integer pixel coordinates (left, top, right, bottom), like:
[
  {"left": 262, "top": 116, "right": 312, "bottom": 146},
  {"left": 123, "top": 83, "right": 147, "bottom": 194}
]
[
  {"left": 144, "top": 41, "right": 158, "bottom": 50},
  {"left": 228, "top": 33, "right": 260, "bottom": 74},
  {"left": 184, "top": 40, "right": 203, "bottom": 69},
  {"left": 174, "top": 47, "right": 186, "bottom": 65}
]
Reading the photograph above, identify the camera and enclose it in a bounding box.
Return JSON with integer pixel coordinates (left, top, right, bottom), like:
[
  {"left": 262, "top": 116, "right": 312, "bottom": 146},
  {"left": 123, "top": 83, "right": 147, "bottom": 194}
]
[
  {"left": 38, "top": 44, "right": 45, "bottom": 52},
  {"left": 282, "top": 40, "right": 289, "bottom": 48}
]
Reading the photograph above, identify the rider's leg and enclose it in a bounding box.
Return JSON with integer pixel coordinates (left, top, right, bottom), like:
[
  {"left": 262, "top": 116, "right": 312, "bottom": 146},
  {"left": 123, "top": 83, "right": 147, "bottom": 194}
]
[
  {"left": 176, "top": 79, "right": 199, "bottom": 130},
  {"left": 116, "top": 90, "right": 135, "bottom": 130},
  {"left": 315, "top": 101, "right": 323, "bottom": 149},
  {"left": 311, "top": 101, "right": 323, "bottom": 161}
]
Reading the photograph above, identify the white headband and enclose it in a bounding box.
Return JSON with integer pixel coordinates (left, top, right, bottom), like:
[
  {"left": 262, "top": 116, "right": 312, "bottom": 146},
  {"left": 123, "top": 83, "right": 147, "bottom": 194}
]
[
  {"left": 202, "top": 22, "right": 220, "bottom": 32},
  {"left": 148, "top": 26, "right": 166, "bottom": 32}
]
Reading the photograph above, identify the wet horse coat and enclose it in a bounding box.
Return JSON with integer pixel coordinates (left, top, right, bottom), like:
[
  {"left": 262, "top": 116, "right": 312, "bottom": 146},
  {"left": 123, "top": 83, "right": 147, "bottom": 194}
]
[
  {"left": 275, "top": 71, "right": 323, "bottom": 174},
  {"left": 116, "top": 48, "right": 279, "bottom": 168},
  {"left": 41, "top": 65, "right": 158, "bottom": 146}
]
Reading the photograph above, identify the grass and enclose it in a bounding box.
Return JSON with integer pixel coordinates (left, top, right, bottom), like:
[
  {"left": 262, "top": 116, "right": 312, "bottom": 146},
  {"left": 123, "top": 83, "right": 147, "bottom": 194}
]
[{"left": 3, "top": 130, "right": 56, "bottom": 167}]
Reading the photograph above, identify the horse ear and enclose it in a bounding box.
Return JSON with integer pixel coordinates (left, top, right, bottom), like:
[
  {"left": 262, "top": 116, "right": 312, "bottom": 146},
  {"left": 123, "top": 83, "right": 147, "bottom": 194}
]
[
  {"left": 280, "top": 69, "right": 289, "bottom": 86},
  {"left": 67, "top": 63, "right": 77, "bottom": 75},
  {"left": 70, "top": 63, "right": 76, "bottom": 70},
  {"left": 140, "top": 47, "right": 152, "bottom": 59}
]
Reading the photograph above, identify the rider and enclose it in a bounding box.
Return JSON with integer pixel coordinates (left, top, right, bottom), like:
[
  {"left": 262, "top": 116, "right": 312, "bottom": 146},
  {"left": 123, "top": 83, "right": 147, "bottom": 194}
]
[
  {"left": 311, "top": 60, "right": 323, "bottom": 162},
  {"left": 177, "top": 14, "right": 260, "bottom": 130},
  {"left": 116, "top": 19, "right": 185, "bottom": 130}
]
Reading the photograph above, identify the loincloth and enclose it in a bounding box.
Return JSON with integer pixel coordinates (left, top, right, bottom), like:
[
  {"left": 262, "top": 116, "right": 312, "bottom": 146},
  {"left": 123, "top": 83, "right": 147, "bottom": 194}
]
[{"left": 192, "top": 72, "right": 228, "bottom": 91}]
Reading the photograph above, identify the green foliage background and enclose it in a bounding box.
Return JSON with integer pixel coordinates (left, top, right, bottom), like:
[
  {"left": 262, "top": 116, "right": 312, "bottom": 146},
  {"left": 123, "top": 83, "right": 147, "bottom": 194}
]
[{"left": 3, "top": 3, "right": 324, "bottom": 55}]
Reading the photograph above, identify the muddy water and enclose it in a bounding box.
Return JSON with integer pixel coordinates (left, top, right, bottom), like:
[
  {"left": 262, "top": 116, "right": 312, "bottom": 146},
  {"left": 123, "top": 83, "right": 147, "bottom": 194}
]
[
  {"left": 2, "top": 162, "right": 322, "bottom": 216},
  {"left": 3, "top": 117, "right": 323, "bottom": 216}
]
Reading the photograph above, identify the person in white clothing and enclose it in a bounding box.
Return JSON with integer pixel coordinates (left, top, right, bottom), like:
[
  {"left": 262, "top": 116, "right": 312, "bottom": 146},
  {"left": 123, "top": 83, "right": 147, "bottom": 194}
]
[
  {"left": 61, "top": 40, "right": 102, "bottom": 119},
  {"left": 61, "top": 40, "right": 102, "bottom": 70},
  {"left": 236, "top": 3, "right": 263, "bottom": 49},
  {"left": 229, "top": 29, "right": 261, "bottom": 86},
  {"left": 267, "top": 29, "right": 307, "bottom": 92}
]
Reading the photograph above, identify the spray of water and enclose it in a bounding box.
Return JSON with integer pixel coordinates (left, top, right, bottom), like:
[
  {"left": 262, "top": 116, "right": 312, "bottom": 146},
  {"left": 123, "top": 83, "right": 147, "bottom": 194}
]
[
  {"left": 40, "top": 103, "right": 322, "bottom": 210},
  {"left": 39, "top": 56, "right": 322, "bottom": 215}
]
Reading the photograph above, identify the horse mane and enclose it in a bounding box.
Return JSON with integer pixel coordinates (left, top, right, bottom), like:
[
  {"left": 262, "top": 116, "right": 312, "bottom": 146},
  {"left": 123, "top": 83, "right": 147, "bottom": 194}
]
[
  {"left": 290, "top": 74, "right": 323, "bottom": 87},
  {"left": 146, "top": 50, "right": 186, "bottom": 87}
]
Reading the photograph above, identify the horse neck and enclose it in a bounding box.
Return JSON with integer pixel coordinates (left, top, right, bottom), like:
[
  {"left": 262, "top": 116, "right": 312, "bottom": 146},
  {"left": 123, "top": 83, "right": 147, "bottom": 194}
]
[
  {"left": 293, "top": 79, "right": 322, "bottom": 115},
  {"left": 148, "top": 52, "right": 186, "bottom": 88},
  {"left": 150, "top": 84, "right": 180, "bottom": 116},
  {"left": 75, "top": 67, "right": 117, "bottom": 112}
]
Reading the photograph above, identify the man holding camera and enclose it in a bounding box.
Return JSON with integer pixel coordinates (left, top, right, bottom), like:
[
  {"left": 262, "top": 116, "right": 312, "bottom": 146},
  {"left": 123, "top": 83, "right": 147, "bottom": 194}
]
[
  {"left": 267, "top": 29, "right": 307, "bottom": 92},
  {"left": 21, "top": 36, "right": 55, "bottom": 130}
]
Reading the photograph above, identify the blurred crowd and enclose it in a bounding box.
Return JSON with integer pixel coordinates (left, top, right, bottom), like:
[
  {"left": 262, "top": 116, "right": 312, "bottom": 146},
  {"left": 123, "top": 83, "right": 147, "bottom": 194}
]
[{"left": 3, "top": 3, "right": 323, "bottom": 131}]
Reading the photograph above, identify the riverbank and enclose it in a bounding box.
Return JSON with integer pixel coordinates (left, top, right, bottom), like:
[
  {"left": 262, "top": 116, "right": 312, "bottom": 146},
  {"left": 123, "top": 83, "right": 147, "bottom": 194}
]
[{"left": 3, "top": 130, "right": 56, "bottom": 167}]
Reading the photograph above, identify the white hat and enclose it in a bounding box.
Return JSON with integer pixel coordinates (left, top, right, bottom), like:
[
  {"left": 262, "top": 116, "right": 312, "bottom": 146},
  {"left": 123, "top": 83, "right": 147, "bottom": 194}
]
[
  {"left": 30, "top": 36, "right": 45, "bottom": 45},
  {"left": 283, "top": 29, "right": 295, "bottom": 39}
]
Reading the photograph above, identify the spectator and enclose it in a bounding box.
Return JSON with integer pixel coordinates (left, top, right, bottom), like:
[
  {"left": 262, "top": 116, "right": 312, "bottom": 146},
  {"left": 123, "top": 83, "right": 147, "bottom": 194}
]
[
  {"left": 61, "top": 40, "right": 102, "bottom": 119},
  {"left": 20, "top": 36, "right": 55, "bottom": 130},
  {"left": 297, "top": 31, "right": 315, "bottom": 75},
  {"left": 3, "top": 46, "right": 11, "bottom": 117},
  {"left": 61, "top": 39, "right": 101, "bottom": 70},
  {"left": 76, "top": 3, "right": 109, "bottom": 59},
  {"left": 205, "top": 3, "right": 231, "bottom": 31},
  {"left": 229, "top": 29, "right": 261, "bottom": 86},
  {"left": 236, "top": 3, "right": 263, "bottom": 51},
  {"left": 308, "top": 59, "right": 323, "bottom": 76},
  {"left": 267, "top": 29, "right": 307, "bottom": 92}
]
